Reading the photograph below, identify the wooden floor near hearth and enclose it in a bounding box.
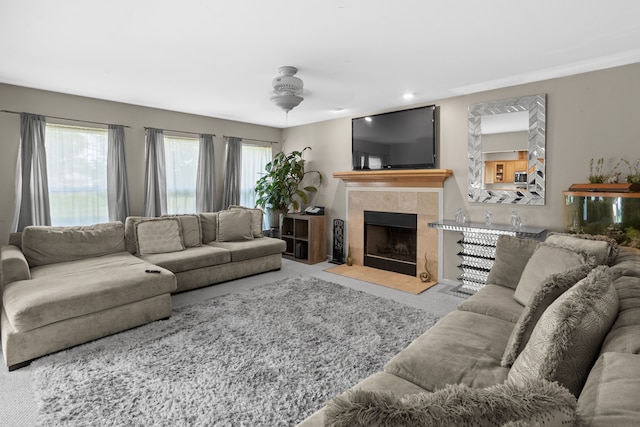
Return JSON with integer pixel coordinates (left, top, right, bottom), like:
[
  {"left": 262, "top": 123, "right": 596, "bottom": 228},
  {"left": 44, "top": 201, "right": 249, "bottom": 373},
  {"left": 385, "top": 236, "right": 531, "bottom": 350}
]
[{"left": 325, "top": 264, "right": 437, "bottom": 295}]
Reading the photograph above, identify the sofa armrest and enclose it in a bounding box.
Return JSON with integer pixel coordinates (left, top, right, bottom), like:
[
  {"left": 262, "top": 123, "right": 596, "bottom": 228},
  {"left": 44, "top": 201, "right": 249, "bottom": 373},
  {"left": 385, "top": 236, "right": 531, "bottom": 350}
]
[{"left": 1, "top": 245, "right": 31, "bottom": 289}]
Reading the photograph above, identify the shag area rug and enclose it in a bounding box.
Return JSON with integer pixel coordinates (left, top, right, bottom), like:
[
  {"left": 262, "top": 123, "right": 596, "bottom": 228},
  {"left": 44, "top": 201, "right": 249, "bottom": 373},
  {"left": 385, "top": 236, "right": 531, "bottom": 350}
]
[{"left": 31, "top": 276, "right": 440, "bottom": 426}]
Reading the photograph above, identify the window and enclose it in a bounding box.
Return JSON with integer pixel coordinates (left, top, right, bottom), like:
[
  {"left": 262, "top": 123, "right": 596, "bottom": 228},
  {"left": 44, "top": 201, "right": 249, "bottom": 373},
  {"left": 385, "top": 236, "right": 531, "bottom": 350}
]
[
  {"left": 45, "top": 124, "right": 108, "bottom": 226},
  {"left": 164, "top": 135, "right": 199, "bottom": 214},
  {"left": 240, "top": 143, "right": 272, "bottom": 222}
]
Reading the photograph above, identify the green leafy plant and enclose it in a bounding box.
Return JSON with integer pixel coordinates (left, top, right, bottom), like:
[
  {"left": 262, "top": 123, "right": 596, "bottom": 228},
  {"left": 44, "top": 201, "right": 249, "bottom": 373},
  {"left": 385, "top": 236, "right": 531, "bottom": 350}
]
[
  {"left": 255, "top": 146, "right": 323, "bottom": 212},
  {"left": 621, "top": 158, "right": 640, "bottom": 184}
]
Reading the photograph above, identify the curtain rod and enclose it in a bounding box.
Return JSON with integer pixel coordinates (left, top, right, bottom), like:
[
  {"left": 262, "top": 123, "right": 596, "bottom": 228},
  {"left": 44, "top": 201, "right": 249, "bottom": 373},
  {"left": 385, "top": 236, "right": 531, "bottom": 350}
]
[
  {"left": 223, "top": 135, "right": 279, "bottom": 144},
  {"left": 144, "top": 126, "right": 215, "bottom": 137},
  {"left": 0, "top": 109, "right": 131, "bottom": 128}
]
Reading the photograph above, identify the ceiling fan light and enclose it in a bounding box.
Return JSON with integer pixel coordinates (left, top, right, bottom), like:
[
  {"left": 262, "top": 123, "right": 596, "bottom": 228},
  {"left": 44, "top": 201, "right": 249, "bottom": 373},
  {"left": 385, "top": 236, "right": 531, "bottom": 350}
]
[
  {"left": 270, "top": 93, "right": 304, "bottom": 112},
  {"left": 271, "top": 66, "right": 304, "bottom": 112}
]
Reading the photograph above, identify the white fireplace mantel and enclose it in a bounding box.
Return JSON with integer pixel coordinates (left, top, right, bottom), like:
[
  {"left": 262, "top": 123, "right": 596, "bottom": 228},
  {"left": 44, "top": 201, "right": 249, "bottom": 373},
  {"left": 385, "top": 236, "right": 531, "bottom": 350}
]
[{"left": 333, "top": 169, "right": 453, "bottom": 188}]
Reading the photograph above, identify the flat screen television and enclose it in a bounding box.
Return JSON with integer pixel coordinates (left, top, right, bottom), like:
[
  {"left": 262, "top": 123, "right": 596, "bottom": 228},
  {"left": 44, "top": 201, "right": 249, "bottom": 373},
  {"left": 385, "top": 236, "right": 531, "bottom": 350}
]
[{"left": 352, "top": 105, "right": 437, "bottom": 170}]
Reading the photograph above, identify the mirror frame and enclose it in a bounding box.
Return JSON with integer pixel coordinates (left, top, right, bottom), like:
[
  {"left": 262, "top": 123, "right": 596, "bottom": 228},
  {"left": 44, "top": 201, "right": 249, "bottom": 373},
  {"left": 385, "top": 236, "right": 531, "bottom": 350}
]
[{"left": 468, "top": 94, "right": 546, "bottom": 205}]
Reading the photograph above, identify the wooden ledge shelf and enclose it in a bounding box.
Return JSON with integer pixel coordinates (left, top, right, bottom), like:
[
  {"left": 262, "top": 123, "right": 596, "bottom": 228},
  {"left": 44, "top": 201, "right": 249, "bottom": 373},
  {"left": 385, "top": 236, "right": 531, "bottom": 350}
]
[{"left": 333, "top": 169, "right": 453, "bottom": 188}]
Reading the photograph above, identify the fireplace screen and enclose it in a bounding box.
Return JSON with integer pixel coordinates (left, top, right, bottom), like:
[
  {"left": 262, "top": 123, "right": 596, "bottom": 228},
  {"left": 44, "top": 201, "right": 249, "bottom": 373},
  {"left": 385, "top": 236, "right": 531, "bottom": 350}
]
[{"left": 364, "top": 211, "right": 417, "bottom": 276}]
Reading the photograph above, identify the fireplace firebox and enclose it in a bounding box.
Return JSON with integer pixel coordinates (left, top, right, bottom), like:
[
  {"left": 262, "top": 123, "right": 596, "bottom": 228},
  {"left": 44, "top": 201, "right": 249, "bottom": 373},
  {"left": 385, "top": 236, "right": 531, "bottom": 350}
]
[{"left": 364, "top": 211, "right": 417, "bottom": 276}]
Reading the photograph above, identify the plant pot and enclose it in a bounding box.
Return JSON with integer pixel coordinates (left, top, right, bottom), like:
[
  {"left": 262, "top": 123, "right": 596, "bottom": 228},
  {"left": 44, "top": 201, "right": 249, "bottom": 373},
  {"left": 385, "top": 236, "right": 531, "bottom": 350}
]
[{"left": 266, "top": 208, "right": 288, "bottom": 229}]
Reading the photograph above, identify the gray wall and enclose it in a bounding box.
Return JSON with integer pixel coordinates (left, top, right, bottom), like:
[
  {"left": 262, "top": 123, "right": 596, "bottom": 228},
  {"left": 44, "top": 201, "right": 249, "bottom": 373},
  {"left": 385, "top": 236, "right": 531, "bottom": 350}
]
[
  {"left": 0, "top": 83, "right": 282, "bottom": 245},
  {"left": 283, "top": 62, "right": 640, "bottom": 280},
  {"left": 2, "top": 62, "right": 639, "bottom": 281}
]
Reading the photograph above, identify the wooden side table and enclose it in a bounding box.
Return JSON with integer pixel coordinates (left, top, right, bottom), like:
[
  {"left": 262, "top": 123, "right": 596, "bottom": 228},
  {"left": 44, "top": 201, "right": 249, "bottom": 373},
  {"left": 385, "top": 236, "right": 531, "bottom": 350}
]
[{"left": 281, "top": 214, "right": 326, "bottom": 264}]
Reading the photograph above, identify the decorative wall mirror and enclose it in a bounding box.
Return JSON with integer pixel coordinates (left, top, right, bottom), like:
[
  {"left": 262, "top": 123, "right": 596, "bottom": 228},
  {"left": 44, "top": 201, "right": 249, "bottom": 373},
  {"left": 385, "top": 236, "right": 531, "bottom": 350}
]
[{"left": 468, "top": 94, "right": 546, "bottom": 205}]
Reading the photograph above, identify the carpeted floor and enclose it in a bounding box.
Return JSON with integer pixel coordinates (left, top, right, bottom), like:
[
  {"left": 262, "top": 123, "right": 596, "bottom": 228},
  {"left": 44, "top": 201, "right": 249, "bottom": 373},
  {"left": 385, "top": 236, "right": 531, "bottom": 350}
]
[{"left": 30, "top": 275, "right": 441, "bottom": 426}]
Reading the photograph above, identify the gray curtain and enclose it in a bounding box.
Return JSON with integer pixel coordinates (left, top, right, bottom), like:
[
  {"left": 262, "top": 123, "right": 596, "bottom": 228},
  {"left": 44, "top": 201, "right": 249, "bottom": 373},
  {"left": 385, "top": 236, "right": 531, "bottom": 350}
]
[
  {"left": 196, "top": 134, "right": 217, "bottom": 213},
  {"left": 107, "top": 125, "right": 130, "bottom": 222},
  {"left": 143, "top": 128, "right": 167, "bottom": 217},
  {"left": 221, "top": 136, "right": 242, "bottom": 209},
  {"left": 12, "top": 113, "right": 51, "bottom": 231}
]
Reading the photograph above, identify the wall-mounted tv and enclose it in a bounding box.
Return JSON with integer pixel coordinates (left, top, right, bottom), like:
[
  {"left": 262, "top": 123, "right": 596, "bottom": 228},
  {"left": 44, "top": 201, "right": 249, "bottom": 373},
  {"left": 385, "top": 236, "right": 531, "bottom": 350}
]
[{"left": 352, "top": 105, "right": 437, "bottom": 170}]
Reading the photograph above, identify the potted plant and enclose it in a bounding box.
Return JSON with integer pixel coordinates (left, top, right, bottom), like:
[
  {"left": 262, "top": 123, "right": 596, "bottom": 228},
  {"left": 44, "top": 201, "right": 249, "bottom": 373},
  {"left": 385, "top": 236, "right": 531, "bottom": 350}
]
[
  {"left": 255, "top": 146, "right": 323, "bottom": 227},
  {"left": 622, "top": 158, "right": 640, "bottom": 184}
]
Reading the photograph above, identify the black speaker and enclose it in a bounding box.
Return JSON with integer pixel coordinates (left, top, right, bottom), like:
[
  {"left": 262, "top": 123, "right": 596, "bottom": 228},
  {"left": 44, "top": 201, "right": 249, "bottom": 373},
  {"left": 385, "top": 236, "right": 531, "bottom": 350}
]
[
  {"left": 330, "top": 219, "right": 345, "bottom": 264},
  {"left": 295, "top": 242, "right": 308, "bottom": 259}
]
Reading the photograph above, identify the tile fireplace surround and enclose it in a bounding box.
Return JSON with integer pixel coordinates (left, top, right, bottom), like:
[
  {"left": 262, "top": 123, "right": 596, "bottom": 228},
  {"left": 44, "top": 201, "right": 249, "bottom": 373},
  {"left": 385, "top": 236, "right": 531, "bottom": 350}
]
[{"left": 334, "top": 169, "right": 453, "bottom": 282}]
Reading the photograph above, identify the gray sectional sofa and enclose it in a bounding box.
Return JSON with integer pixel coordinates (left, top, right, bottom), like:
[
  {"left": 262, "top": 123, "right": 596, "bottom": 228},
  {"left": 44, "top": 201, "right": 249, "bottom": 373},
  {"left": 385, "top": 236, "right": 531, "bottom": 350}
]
[
  {"left": 298, "top": 234, "right": 640, "bottom": 426},
  {"left": 1, "top": 207, "right": 285, "bottom": 370}
]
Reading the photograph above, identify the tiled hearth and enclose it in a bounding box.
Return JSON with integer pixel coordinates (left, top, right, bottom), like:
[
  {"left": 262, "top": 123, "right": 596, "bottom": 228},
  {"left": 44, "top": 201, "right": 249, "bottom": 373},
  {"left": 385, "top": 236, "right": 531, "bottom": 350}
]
[{"left": 334, "top": 170, "right": 453, "bottom": 284}]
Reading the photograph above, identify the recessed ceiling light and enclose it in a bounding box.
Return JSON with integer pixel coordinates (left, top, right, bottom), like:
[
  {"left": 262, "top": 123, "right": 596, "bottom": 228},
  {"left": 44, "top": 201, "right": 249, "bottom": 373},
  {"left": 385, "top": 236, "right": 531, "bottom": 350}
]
[
  {"left": 330, "top": 108, "right": 344, "bottom": 113},
  {"left": 403, "top": 93, "right": 415, "bottom": 100}
]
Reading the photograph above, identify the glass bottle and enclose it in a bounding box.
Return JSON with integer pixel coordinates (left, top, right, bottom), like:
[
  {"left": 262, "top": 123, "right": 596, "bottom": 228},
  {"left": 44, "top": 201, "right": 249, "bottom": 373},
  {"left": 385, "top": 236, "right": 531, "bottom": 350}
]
[
  {"left": 485, "top": 210, "right": 493, "bottom": 226},
  {"left": 510, "top": 210, "right": 522, "bottom": 230}
]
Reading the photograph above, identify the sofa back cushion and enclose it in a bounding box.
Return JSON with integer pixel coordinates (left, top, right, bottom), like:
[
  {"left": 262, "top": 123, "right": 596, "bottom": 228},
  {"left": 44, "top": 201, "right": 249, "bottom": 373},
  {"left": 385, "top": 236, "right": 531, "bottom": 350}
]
[
  {"left": 487, "top": 235, "right": 540, "bottom": 290},
  {"left": 22, "top": 222, "right": 126, "bottom": 267},
  {"left": 508, "top": 266, "right": 619, "bottom": 396},
  {"left": 513, "top": 243, "right": 594, "bottom": 306},
  {"left": 577, "top": 352, "right": 640, "bottom": 426},
  {"left": 198, "top": 212, "right": 218, "bottom": 243},
  {"left": 545, "top": 232, "right": 618, "bottom": 266},
  {"left": 162, "top": 214, "right": 202, "bottom": 247}
]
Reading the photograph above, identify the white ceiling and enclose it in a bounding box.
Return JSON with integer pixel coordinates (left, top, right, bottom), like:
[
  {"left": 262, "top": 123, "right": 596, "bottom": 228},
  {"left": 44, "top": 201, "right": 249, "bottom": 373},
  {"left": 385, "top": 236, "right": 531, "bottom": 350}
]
[{"left": 1, "top": 0, "right": 640, "bottom": 129}]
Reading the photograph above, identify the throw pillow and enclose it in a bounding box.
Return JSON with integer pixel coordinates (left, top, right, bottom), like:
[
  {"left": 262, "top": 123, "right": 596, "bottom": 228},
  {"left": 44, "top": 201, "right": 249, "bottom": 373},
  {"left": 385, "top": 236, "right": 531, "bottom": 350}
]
[
  {"left": 545, "top": 232, "right": 619, "bottom": 266},
  {"left": 324, "top": 378, "right": 576, "bottom": 427},
  {"left": 198, "top": 212, "right": 218, "bottom": 243},
  {"left": 513, "top": 242, "right": 595, "bottom": 306},
  {"left": 163, "top": 214, "right": 202, "bottom": 247},
  {"left": 508, "top": 265, "right": 619, "bottom": 396},
  {"left": 217, "top": 210, "right": 254, "bottom": 242},
  {"left": 135, "top": 218, "right": 185, "bottom": 255},
  {"left": 501, "top": 263, "right": 593, "bottom": 367},
  {"left": 229, "top": 205, "right": 264, "bottom": 238},
  {"left": 486, "top": 235, "right": 540, "bottom": 290}
]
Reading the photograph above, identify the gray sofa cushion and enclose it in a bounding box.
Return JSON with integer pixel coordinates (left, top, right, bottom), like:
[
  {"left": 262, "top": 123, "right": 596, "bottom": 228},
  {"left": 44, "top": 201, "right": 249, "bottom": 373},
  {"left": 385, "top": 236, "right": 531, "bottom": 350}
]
[
  {"left": 513, "top": 243, "right": 594, "bottom": 306},
  {"left": 2, "top": 252, "right": 176, "bottom": 332},
  {"left": 545, "top": 232, "right": 619, "bottom": 266},
  {"left": 457, "top": 284, "right": 524, "bottom": 323},
  {"left": 486, "top": 235, "right": 540, "bottom": 290},
  {"left": 163, "top": 214, "right": 202, "bottom": 247},
  {"left": 198, "top": 212, "right": 218, "bottom": 243},
  {"left": 124, "top": 216, "right": 144, "bottom": 254},
  {"left": 217, "top": 210, "right": 254, "bottom": 242},
  {"left": 135, "top": 218, "right": 185, "bottom": 255},
  {"left": 599, "top": 270, "right": 640, "bottom": 355},
  {"left": 209, "top": 237, "right": 286, "bottom": 262},
  {"left": 577, "top": 352, "right": 640, "bottom": 426},
  {"left": 384, "top": 310, "right": 512, "bottom": 392},
  {"left": 501, "top": 264, "right": 593, "bottom": 367},
  {"left": 21, "top": 222, "right": 126, "bottom": 267},
  {"left": 140, "top": 245, "right": 231, "bottom": 274},
  {"left": 509, "top": 266, "right": 619, "bottom": 396},
  {"left": 229, "top": 205, "right": 264, "bottom": 238}
]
